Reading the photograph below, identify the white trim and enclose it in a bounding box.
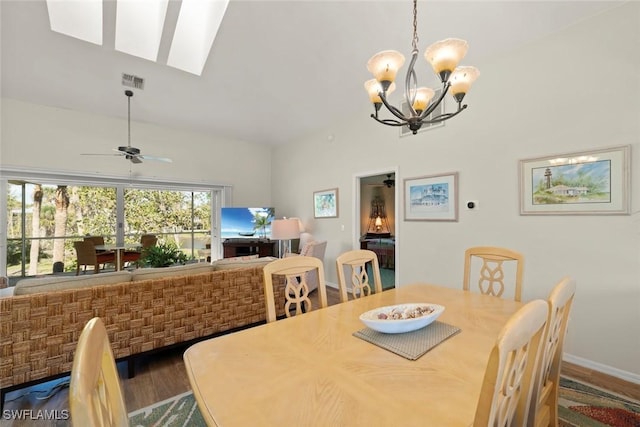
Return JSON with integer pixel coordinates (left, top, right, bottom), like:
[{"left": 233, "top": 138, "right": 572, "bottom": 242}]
[{"left": 564, "top": 352, "right": 640, "bottom": 384}]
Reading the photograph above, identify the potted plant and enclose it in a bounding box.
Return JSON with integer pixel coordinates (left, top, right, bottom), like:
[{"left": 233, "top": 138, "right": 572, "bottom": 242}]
[{"left": 140, "top": 242, "right": 188, "bottom": 268}]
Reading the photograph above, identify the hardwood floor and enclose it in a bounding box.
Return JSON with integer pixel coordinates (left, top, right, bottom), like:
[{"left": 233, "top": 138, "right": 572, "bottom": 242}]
[{"left": 3, "top": 286, "right": 638, "bottom": 426}]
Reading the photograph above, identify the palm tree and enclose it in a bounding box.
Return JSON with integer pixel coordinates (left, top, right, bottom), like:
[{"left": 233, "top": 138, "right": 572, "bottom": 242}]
[{"left": 253, "top": 213, "right": 271, "bottom": 238}]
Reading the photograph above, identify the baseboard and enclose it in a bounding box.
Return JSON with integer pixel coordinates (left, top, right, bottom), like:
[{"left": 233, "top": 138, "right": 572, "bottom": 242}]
[
  {"left": 563, "top": 353, "right": 640, "bottom": 401},
  {"left": 564, "top": 353, "right": 640, "bottom": 384}
]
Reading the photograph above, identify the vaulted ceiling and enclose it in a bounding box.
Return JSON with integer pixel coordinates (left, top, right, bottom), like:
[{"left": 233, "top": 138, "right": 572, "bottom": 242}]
[{"left": 1, "top": 1, "right": 622, "bottom": 146}]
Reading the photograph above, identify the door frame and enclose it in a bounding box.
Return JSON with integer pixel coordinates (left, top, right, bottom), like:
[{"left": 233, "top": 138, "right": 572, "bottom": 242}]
[{"left": 352, "top": 166, "right": 400, "bottom": 287}]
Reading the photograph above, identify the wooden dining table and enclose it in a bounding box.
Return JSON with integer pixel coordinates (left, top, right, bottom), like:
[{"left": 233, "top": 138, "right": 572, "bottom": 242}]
[
  {"left": 183, "top": 283, "right": 523, "bottom": 427},
  {"left": 94, "top": 243, "right": 141, "bottom": 271}
]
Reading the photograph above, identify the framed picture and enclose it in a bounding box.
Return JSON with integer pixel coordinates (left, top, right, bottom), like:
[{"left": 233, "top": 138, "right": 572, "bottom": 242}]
[
  {"left": 399, "top": 89, "right": 445, "bottom": 137},
  {"left": 313, "top": 188, "right": 339, "bottom": 218},
  {"left": 404, "top": 172, "right": 458, "bottom": 221},
  {"left": 519, "top": 145, "right": 630, "bottom": 215}
]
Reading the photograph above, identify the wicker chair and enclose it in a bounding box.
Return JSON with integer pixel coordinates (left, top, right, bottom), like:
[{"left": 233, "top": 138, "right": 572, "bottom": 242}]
[{"left": 74, "top": 240, "right": 115, "bottom": 275}]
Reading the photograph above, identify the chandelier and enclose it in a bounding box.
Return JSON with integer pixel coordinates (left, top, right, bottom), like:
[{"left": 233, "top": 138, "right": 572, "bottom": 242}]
[{"left": 365, "top": 0, "right": 479, "bottom": 135}]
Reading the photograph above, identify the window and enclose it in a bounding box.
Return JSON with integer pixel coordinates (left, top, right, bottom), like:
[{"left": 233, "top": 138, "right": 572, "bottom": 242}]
[{"left": 3, "top": 172, "right": 223, "bottom": 280}]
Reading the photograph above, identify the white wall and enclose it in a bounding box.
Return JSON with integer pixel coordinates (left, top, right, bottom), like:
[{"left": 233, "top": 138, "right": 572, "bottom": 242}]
[
  {"left": 0, "top": 99, "right": 273, "bottom": 206},
  {"left": 272, "top": 3, "right": 640, "bottom": 378}
]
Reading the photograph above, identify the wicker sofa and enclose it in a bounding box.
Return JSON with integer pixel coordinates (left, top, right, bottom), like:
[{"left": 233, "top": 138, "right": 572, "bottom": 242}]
[{"left": 0, "top": 257, "right": 284, "bottom": 407}]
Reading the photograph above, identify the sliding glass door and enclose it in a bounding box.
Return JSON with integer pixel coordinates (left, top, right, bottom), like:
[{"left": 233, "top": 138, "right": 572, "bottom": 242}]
[{"left": 3, "top": 175, "right": 221, "bottom": 281}]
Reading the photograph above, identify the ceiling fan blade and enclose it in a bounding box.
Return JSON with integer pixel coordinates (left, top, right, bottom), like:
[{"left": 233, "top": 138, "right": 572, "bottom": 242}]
[
  {"left": 128, "top": 155, "right": 143, "bottom": 164},
  {"left": 81, "top": 153, "right": 123, "bottom": 157},
  {"left": 138, "top": 154, "right": 173, "bottom": 163}
]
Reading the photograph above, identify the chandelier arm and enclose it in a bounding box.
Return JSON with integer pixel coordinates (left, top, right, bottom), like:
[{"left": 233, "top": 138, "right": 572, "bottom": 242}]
[
  {"left": 421, "top": 105, "right": 468, "bottom": 124},
  {"left": 404, "top": 49, "right": 420, "bottom": 117},
  {"left": 378, "top": 91, "right": 410, "bottom": 122},
  {"left": 419, "top": 82, "right": 451, "bottom": 120},
  {"left": 370, "top": 115, "right": 406, "bottom": 127}
]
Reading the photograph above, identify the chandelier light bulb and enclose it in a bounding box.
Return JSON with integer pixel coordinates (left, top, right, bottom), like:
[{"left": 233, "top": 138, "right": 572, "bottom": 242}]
[
  {"left": 424, "top": 38, "right": 469, "bottom": 82},
  {"left": 365, "top": 79, "right": 396, "bottom": 104},
  {"left": 412, "top": 87, "right": 435, "bottom": 113},
  {"left": 450, "top": 66, "right": 480, "bottom": 100},
  {"left": 367, "top": 50, "right": 405, "bottom": 88}
]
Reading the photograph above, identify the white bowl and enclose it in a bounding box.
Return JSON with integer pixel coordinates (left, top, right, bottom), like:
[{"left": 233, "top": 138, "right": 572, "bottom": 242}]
[{"left": 359, "top": 303, "right": 445, "bottom": 334}]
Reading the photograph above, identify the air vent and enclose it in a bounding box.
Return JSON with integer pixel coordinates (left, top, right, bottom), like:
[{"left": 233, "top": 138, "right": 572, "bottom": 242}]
[{"left": 122, "top": 73, "right": 145, "bottom": 90}]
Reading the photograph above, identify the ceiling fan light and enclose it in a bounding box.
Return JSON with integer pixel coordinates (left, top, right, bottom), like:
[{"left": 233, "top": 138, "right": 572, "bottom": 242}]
[
  {"left": 367, "top": 50, "right": 405, "bottom": 86},
  {"left": 424, "top": 38, "right": 468, "bottom": 81},
  {"left": 450, "top": 66, "right": 480, "bottom": 98},
  {"left": 412, "top": 87, "right": 435, "bottom": 113},
  {"left": 365, "top": 79, "right": 396, "bottom": 104}
]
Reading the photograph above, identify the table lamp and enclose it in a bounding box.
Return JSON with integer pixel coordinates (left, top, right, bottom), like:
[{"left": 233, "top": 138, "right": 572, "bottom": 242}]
[{"left": 271, "top": 218, "right": 300, "bottom": 257}]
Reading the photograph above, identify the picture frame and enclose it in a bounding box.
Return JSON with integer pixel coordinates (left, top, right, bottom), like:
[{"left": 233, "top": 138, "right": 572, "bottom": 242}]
[
  {"left": 399, "top": 88, "right": 445, "bottom": 137},
  {"left": 313, "top": 188, "right": 339, "bottom": 218},
  {"left": 404, "top": 172, "right": 458, "bottom": 221},
  {"left": 519, "top": 145, "right": 630, "bottom": 215}
]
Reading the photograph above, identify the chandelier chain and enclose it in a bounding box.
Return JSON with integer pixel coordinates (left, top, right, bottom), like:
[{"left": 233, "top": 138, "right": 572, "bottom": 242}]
[{"left": 412, "top": 0, "right": 419, "bottom": 50}]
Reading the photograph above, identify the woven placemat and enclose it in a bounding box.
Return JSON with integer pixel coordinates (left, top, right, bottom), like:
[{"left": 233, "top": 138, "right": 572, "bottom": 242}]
[{"left": 353, "top": 321, "right": 461, "bottom": 360}]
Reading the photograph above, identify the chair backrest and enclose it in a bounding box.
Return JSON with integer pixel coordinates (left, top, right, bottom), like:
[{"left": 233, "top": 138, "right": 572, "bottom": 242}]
[
  {"left": 74, "top": 240, "right": 97, "bottom": 266},
  {"left": 463, "top": 246, "right": 524, "bottom": 301},
  {"left": 263, "top": 256, "right": 328, "bottom": 323},
  {"left": 140, "top": 234, "right": 158, "bottom": 248},
  {"left": 70, "top": 317, "right": 128, "bottom": 427},
  {"left": 335, "top": 249, "right": 383, "bottom": 303},
  {"left": 529, "top": 277, "right": 576, "bottom": 427},
  {"left": 84, "top": 235, "right": 105, "bottom": 246},
  {"left": 473, "top": 299, "right": 548, "bottom": 427}
]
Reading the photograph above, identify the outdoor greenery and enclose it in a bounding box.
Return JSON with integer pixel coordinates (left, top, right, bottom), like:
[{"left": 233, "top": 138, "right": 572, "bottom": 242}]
[
  {"left": 139, "top": 242, "right": 189, "bottom": 268},
  {"left": 6, "top": 183, "right": 211, "bottom": 277}
]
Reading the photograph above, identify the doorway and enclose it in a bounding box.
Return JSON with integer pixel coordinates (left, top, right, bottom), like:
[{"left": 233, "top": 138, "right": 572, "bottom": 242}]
[{"left": 354, "top": 168, "right": 399, "bottom": 289}]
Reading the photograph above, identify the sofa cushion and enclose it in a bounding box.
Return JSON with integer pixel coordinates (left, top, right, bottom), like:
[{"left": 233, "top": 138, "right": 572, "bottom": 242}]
[
  {"left": 131, "top": 263, "right": 214, "bottom": 281},
  {"left": 14, "top": 271, "right": 133, "bottom": 296},
  {"left": 212, "top": 256, "right": 278, "bottom": 271}
]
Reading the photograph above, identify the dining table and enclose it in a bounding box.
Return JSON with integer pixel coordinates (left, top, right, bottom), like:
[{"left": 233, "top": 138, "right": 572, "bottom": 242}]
[
  {"left": 94, "top": 243, "right": 141, "bottom": 271},
  {"left": 183, "top": 283, "right": 524, "bottom": 427}
]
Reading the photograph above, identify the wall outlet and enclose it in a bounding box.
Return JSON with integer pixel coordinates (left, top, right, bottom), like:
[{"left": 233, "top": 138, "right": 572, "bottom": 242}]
[{"left": 465, "top": 200, "right": 479, "bottom": 210}]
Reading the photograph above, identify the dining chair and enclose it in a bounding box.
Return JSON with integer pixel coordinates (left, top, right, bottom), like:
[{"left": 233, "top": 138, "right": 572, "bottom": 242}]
[
  {"left": 69, "top": 317, "right": 128, "bottom": 427},
  {"left": 335, "top": 249, "right": 383, "bottom": 303},
  {"left": 140, "top": 234, "right": 158, "bottom": 248},
  {"left": 473, "top": 299, "right": 548, "bottom": 427},
  {"left": 84, "top": 235, "right": 107, "bottom": 253},
  {"left": 74, "top": 240, "right": 116, "bottom": 275},
  {"left": 263, "top": 256, "right": 328, "bottom": 323},
  {"left": 122, "top": 234, "right": 157, "bottom": 268},
  {"left": 463, "top": 246, "right": 524, "bottom": 302},
  {"left": 529, "top": 277, "right": 577, "bottom": 427}
]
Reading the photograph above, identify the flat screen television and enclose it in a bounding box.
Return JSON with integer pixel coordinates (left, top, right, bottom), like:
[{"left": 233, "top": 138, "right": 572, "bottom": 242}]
[{"left": 221, "top": 207, "right": 275, "bottom": 239}]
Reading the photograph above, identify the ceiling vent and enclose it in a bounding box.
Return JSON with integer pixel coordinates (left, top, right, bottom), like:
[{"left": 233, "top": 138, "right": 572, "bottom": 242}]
[{"left": 122, "top": 73, "right": 145, "bottom": 90}]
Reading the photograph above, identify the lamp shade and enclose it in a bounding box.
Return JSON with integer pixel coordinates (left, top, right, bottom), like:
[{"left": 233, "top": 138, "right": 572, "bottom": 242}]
[
  {"left": 271, "top": 218, "right": 300, "bottom": 240},
  {"left": 412, "top": 87, "right": 435, "bottom": 113},
  {"left": 367, "top": 50, "right": 405, "bottom": 84},
  {"left": 449, "top": 66, "right": 480, "bottom": 97},
  {"left": 424, "top": 38, "right": 468, "bottom": 76},
  {"left": 365, "top": 79, "right": 396, "bottom": 104}
]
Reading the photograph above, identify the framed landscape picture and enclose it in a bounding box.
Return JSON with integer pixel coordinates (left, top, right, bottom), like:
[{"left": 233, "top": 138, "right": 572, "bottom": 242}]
[
  {"left": 404, "top": 172, "right": 458, "bottom": 221},
  {"left": 519, "top": 145, "right": 630, "bottom": 215},
  {"left": 313, "top": 188, "right": 339, "bottom": 218}
]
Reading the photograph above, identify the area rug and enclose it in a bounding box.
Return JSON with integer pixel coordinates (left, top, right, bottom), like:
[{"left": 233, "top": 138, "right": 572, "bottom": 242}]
[
  {"left": 128, "top": 391, "right": 207, "bottom": 427},
  {"left": 558, "top": 377, "right": 640, "bottom": 427},
  {"left": 128, "top": 377, "right": 640, "bottom": 427}
]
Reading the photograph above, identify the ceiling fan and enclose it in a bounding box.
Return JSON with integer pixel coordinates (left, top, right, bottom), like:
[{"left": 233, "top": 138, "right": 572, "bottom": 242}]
[
  {"left": 383, "top": 174, "right": 395, "bottom": 188},
  {"left": 82, "top": 90, "right": 172, "bottom": 164}
]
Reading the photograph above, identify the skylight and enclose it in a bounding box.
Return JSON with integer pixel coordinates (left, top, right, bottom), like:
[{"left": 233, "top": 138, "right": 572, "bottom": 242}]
[
  {"left": 167, "top": 0, "right": 230, "bottom": 75},
  {"left": 46, "top": 0, "right": 102, "bottom": 45},
  {"left": 45, "top": 0, "right": 229, "bottom": 76},
  {"left": 115, "top": 0, "right": 169, "bottom": 62}
]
